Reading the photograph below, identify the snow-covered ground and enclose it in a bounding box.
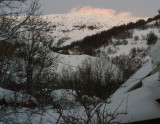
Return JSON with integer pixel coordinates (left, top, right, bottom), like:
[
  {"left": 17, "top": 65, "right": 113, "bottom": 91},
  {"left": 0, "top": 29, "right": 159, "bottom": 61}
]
[
  {"left": 2, "top": 59, "right": 160, "bottom": 124},
  {"left": 0, "top": 87, "right": 37, "bottom": 105},
  {"left": 45, "top": 13, "right": 140, "bottom": 47},
  {"left": 46, "top": 35, "right": 160, "bottom": 123},
  {"left": 1, "top": 14, "right": 160, "bottom": 124},
  {"left": 98, "top": 23, "right": 160, "bottom": 60},
  {"left": 56, "top": 53, "right": 96, "bottom": 72}
]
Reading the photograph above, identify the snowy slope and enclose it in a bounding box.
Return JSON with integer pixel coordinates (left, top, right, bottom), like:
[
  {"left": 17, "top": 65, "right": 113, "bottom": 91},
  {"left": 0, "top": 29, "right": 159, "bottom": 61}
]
[
  {"left": 1, "top": 14, "right": 160, "bottom": 124},
  {"left": 2, "top": 39, "right": 160, "bottom": 124},
  {"left": 45, "top": 13, "right": 140, "bottom": 47},
  {"left": 45, "top": 19, "right": 160, "bottom": 123},
  {"left": 98, "top": 22, "right": 160, "bottom": 61},
  {"left": 56, "top": 53, "right": 96, "bottom": 72}
]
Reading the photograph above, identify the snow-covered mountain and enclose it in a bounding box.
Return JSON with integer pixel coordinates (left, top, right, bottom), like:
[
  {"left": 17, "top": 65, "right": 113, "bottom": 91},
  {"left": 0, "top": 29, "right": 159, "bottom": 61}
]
[
  {"left": 45, "top": 13, "right": 141, "bottom": 47},
  {"left": 1, "top": 11, "right": 160, "bottom": 123}
]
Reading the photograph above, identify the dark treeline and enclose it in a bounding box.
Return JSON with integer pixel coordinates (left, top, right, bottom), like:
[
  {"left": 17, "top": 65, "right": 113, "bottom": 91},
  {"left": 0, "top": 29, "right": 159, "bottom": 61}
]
[{"left": 51, "top": 15, "right": 160, "bottom": 55}]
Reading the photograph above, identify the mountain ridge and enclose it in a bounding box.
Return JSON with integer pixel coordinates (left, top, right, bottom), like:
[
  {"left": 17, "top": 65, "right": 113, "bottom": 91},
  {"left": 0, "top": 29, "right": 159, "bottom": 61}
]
[{"left": 44, "top": 13, "right": 142, "bottom": 47}]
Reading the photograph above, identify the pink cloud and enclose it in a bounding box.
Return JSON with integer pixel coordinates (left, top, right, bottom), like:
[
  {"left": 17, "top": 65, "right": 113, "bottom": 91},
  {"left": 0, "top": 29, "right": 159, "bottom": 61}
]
[
  {"left": 69, "top": 6, "right": 139, "bottom": 19},
  {"left": 70, "top": 6, "right": 116, "bottom": 17}
]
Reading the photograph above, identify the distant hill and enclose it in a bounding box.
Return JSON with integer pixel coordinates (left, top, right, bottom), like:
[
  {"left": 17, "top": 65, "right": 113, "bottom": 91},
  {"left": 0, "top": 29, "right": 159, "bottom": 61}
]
[
  {"left": 45, "top": 13, "right": 141, "bottom": 47},
  {"left": 52, "top": 15, "right": 160, "bottom": 62}
]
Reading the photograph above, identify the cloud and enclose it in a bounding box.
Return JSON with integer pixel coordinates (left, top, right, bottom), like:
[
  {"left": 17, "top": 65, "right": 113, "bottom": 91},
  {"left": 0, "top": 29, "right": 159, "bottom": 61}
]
[
  {"left": 69, "top": 6, "right": 136, "bottom": 19},
  {"left": 70, "top": 6, "right": 116, "bottom": 17}
]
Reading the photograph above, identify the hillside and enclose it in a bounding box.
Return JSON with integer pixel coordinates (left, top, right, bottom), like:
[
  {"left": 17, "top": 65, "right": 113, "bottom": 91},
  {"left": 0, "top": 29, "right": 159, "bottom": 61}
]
[
  {"left": 45, "top": 13, "right": 140, "bottom": 47},
  {"left": 52, "top": 15, "right": 160, "bottom": 64},
  {"left": 1, "top": 2, "right": 160, "bottom": 122},
  {"left": 1, "top": 52, "right": 160, "bottom": 123}
]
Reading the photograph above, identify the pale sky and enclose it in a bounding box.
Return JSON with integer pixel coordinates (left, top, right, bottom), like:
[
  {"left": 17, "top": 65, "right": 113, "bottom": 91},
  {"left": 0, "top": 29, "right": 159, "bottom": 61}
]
[{"left": 39, "top": 0, "right": 160, "bottom": 18}]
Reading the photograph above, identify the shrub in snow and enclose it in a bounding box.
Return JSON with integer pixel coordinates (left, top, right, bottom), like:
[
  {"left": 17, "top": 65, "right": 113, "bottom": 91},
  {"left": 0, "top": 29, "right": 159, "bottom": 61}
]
[
  {"left": 134, "top": 35, "right": 139, "bottom": 41},
  {"left": 87, "top": 25, "right": 97, "bottom": 30},
  {"left": 151, "top": 41, "right": 160, "bottom": 66},
  {"left": 130, "top": 47, "right": 137, "bottom": 57},
  {"left": 107, "top": 46, "right": 117, "bottom": 54},
  {"left": 147, "top": 31, "right": 157, "bottom": 45},
  {"left": 123, "top": 39, "right": 128, "bottom": 45}
]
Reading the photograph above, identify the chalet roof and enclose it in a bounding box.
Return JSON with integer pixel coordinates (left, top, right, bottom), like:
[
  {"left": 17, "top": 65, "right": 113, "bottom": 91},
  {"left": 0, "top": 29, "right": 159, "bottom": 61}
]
[{"left": 109, "top": 60, "right": 160, "bottom": 123}]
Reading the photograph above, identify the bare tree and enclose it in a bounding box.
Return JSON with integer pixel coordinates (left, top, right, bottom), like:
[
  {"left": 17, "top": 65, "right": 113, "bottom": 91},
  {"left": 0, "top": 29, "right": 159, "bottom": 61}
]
[
  {"left": 0, "top": 0, "right": 59, "bottom": 123},
  {"left": 16, "top": 15, "right": 58, "bottom": 106},
  {"left": 71, "top": 57, "right": 123, "bottom": 98},
  {"left": 0, "top": 0, "right": 39, "bottom": 87},
  {"left": 0, "top": 0, "right": 38, "bottom": 41}
]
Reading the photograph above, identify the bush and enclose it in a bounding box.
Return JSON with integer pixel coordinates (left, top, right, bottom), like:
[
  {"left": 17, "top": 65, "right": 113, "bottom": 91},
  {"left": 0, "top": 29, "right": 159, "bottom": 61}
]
[
  {"left": 123, "top": 39, "right": 128, "bottom": 45},
  {"left": 147, "top": 32, "right": 157, "bottom": 45},
  {"left": 134, "top": 36, "right": 139, "bottom": 41},
  {"left": 59, "top": 58, "right": 123, "bottom": 99},
  {"left": 130, "top": 47, "right": 137, "bottom": 57},
  {"left": 112, "top": 56, "right": 143, "bottom": 82}
]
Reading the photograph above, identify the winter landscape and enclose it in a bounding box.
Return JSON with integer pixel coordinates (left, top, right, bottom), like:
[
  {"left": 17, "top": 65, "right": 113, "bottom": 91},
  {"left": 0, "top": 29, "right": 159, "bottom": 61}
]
[{"left": 0, "top": 0, "right": 160, "bottom": 123}]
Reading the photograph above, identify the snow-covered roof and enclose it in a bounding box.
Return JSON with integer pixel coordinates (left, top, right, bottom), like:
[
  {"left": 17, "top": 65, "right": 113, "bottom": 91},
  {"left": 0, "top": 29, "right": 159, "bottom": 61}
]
[
  {"left": 111, "top": 60, "right": 153, "bottom": 99},
  {"left": 109, "top": 60, "right": 160, "bottom": 123}
]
